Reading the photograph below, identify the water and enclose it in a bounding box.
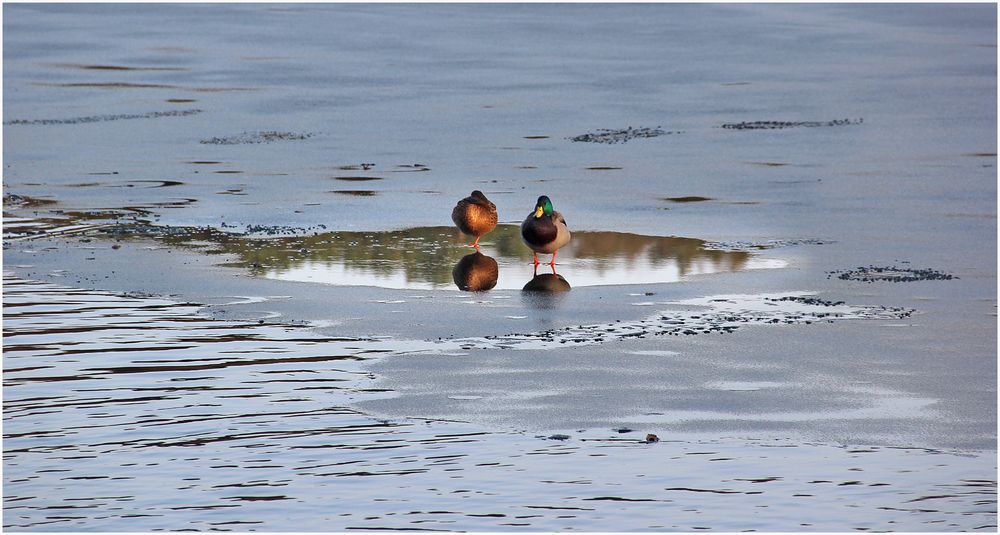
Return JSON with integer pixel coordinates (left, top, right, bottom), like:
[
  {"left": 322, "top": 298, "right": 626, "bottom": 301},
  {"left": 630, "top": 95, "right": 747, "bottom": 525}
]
[
  {"left": 4, "top": 276, "right": 995, "bottom": 531},
  {"left": 183, "top": 224, "right": 779, "bottom": 290},
  {"left": 3, "top": 3, "right": 996, "bottom": 531}
]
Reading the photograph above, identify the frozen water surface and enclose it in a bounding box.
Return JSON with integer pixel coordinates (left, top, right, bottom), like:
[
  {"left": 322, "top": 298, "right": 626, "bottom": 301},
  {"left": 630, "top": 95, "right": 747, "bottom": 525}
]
[{"left": 3, "top": 3, "right": 996, "bottom": 531}]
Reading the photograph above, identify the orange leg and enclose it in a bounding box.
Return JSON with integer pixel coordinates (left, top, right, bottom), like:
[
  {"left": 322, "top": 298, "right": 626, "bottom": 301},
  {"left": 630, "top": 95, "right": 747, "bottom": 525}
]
[
  {"left": 532, "top": 252, "right": 540, "bottom": 265},
  {"left": 467, "top": 235, "right": 481, "bottom": 248},
  {"left": 548, "top": 250, "right": 557, "bottom": 267}
]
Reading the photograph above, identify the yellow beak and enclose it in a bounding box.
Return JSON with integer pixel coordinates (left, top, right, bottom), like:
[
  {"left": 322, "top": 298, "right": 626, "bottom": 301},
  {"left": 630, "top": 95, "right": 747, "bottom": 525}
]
[{"left": 534, "top": 206, "right": 544, "bottom": 218}]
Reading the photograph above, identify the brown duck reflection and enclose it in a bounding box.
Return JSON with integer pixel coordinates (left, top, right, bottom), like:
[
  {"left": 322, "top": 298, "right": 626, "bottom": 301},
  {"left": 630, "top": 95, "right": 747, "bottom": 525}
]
[
  {"left": 453, "top": 251, "right": 499, "bottom": 292},
  {"left": 120, "top": 224, "right": 774, "bottom": 290},
  {"left": 523, "top": 266, "right": 571, "bottom": 292}
]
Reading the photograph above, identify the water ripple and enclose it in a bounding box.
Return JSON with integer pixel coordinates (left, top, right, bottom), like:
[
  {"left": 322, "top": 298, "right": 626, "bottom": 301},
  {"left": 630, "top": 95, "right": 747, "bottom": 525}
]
[{"left": 3, "top": 276, "right": 995, "bottom": 531}]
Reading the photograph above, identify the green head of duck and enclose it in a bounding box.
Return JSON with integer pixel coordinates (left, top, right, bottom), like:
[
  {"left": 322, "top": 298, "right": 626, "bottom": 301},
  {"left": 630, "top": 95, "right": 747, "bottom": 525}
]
[{"left": 534, "top": 196, "right": 554, "bottom": 218}]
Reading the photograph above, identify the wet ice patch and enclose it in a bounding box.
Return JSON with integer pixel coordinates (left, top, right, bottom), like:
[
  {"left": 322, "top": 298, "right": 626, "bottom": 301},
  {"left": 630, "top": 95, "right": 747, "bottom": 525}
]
[
  {"left": 452, "top": 291, "right": 914, "bottom": 350},
  {"left": 702, "top": 238, "right": 834, "bottom": 251},
  {"left": 705, "top": 381, "right": 790, "bottom": 392},
  {"left": 207, "top": 295, "right": 293, "bottom": 306},
  {"left": 569, "top": 126, "right": 682, "bottom": 144},
  {"left": 720, "top": 118, "right": 863, "bottom": 130},
  {"left": 199, "top": 131, "right": 314, "bottom": 145},
  {"left": 828, "top": 265, "right": 957, "bottom": 282},
  {"left": 4, "top": 109, "right": 202, "bottom": 126}
]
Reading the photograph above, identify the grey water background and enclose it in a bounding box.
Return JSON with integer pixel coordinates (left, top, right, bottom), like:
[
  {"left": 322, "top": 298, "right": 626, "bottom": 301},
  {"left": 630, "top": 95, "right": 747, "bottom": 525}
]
[{"left": 3, "top": 3, "right": 997, "bottom": 531}]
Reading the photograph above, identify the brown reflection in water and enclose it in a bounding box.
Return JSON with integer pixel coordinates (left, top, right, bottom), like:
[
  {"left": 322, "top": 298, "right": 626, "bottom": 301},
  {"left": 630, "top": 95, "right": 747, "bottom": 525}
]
[
  {"left": 746, "top": 161, "right": 789, "bottom": 167},
  {"left": 332, "top": 190, "right": 378, "bottom": 197},
  {"left": 521, "top": 268, "right": 571, "bottom": 309},
  {"left": 3, "top": 194, "right": 58, "bottom": 208},
  {"left": 453, "top": 252, "right": 499, "bottom": 292},
  {"left": 569, "top": 230, "right": 750, "bottom": 275},
  {"left": 663, "top": 196, "right": 714, "bottom": 203},
  {"left": 523, "top": 272, "right": 571, "bottom": 292},
  {"left": 102, "top": 224, "right": 751, "bottom": 289},
  {"left": 48, "top": 63, "right": 190, "bottom": 72},
  {"left": 39, "top": 82, "right": 177, "bottom": 89},
  {"left": 35, "top": 82, "right": 256, "bottom": 92}
]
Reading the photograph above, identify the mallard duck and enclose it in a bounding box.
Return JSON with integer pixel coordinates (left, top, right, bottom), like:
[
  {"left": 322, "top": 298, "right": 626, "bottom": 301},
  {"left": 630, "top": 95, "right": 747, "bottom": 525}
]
[
  {"left": 451, "top": 190, "right": 497, "bottom": 248},
  {"left": 520, "top": 195, "right": 571, "bottom": 265}
]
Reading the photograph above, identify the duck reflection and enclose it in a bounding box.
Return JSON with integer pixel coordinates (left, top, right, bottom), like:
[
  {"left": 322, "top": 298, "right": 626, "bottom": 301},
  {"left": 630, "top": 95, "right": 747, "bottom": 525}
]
[
  {"left": 522, "top": 266, "right": 571, "bottom": 292},
  {"left": 452, "top": 251, "right": 499, "bottom": 292},
  {"left": 521, "top": 266, "right": 571, "bottom": 309}
]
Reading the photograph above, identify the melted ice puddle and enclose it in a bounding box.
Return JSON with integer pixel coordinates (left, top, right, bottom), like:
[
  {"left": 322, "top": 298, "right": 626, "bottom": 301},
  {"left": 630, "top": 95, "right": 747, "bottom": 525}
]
[{"left": 253, "top": 226, "right": 785, "bottom": 290}]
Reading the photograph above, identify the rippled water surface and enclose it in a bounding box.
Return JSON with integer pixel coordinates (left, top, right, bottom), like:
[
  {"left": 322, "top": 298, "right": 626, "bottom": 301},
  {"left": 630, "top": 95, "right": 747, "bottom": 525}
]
[{"left": 4, "top": 276, "right": 996, "bottom": 531}]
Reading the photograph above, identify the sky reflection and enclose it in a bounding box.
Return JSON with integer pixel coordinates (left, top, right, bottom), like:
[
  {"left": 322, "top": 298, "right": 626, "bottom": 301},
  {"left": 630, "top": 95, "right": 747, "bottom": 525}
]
[{"left": 255, "top": 225, "right": 784, "bottom": 290}]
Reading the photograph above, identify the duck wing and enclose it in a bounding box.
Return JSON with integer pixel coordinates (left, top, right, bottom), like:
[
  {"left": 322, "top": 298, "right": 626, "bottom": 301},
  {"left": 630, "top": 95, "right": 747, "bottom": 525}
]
[{"left": 553, "top": 210, "right": 568, "bottom": 228}]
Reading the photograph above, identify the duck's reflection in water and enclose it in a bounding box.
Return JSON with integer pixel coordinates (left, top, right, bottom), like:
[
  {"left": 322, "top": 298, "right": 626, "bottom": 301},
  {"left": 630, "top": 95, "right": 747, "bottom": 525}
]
[
  {"left": 452, "top": 251, "right": 499, "bottom": 292},
  {"left": 521, "top": 266, "right": 571, "bottom": 308},
  {"left": 523, "top": 269, "right": 571, "bottom": 292}
]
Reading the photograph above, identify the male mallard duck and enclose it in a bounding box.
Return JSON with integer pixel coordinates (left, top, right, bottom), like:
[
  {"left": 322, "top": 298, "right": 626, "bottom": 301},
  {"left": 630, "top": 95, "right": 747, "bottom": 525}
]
[
  {"left": 520, "top": 195, "right": 571, "bottom": 266},
  {"left": 451, "top": 190, "right": 497, "bottom": 248}
]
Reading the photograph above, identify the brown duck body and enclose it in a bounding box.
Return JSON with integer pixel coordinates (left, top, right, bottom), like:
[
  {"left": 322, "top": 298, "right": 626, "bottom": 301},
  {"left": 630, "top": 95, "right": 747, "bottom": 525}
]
[
  {"left": 520, "top": 210, "right": 571, "bottom": 254},
  {"left": 452, "top": 190, "right": 498, "bottom": 240}
]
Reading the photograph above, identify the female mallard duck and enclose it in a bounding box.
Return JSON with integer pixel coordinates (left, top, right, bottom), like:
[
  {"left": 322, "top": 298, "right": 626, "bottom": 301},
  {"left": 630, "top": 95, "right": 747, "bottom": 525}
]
[
  {"left": 452, "top": 190, "right": 497, "bottom": 248},
  {"left": 520, "top": 195, "right": 571, "bottom": 266}
]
